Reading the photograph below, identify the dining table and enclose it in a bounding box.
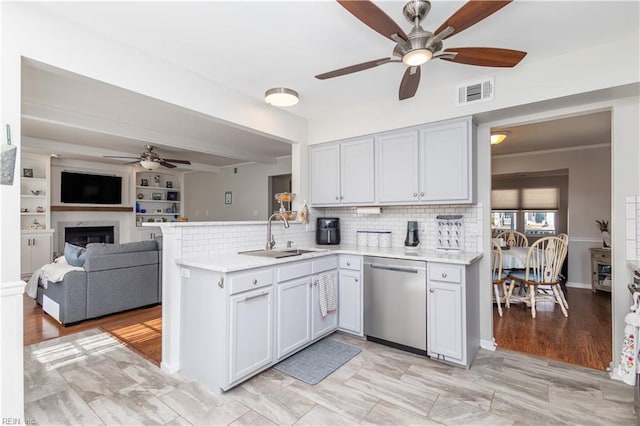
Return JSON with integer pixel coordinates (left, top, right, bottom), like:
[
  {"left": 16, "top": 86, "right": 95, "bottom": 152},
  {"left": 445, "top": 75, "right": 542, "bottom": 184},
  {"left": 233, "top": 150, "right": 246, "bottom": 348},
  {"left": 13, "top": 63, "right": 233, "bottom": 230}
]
[{"left": 501, "top": 246, "right": 532, "bottom": 270}]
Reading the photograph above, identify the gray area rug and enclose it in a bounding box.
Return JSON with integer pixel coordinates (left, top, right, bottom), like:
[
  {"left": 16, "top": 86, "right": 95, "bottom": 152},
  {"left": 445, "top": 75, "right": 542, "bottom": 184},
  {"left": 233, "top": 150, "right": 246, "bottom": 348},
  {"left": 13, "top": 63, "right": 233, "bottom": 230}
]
[{"left": 273, "top": 338, "right": 361, "bottom": 384}]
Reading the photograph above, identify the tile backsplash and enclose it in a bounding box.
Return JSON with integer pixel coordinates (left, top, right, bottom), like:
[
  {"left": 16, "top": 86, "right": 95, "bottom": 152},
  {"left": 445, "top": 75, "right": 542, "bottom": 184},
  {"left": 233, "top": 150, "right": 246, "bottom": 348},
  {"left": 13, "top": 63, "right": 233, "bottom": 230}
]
[{"left": 318, "top": 204, "right": 483, "bottom": 252}]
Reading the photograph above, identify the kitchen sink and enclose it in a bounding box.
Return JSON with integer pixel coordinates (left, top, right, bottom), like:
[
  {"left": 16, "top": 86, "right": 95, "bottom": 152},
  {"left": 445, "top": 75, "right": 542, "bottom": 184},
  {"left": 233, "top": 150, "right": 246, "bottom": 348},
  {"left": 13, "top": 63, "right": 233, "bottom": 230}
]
[{"left": 238, "top": 249, "right": 317, "bottom": 258}]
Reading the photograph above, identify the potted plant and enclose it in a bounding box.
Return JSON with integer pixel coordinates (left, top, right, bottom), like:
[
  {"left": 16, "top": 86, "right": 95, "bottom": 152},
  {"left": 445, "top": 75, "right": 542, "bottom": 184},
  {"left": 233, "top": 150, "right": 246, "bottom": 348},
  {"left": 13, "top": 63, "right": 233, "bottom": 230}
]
[{"left": 596, "top": 219, "right": 610, "bottom": 248}]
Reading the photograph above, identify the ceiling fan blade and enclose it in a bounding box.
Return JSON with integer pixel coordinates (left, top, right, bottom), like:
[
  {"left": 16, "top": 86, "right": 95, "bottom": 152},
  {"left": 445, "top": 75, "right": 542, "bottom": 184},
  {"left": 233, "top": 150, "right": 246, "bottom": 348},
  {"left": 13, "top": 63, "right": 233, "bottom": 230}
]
[
  {"left": 103, "top": 155, "right": 140, "bottom": 160},
  {"left": 440, "top": 47, "right": 526, "bottom": 67},
  {"left": 399, "top": 66, "right": 421, "bottom": 100},
  {"left": 159, "top": 160, "right": 177, "bottom": 169},
  {"left": 161, "top": 158, "right": 191, "bottom": 165},
  {"left": 337, "top": 0, "right": 408, "bottom": 42},
  {"left": 435, "top": 0, "right": 512, "bottom": 40},
  {"left": 315, "top": 57, "right": 399, "bottom": 80}
]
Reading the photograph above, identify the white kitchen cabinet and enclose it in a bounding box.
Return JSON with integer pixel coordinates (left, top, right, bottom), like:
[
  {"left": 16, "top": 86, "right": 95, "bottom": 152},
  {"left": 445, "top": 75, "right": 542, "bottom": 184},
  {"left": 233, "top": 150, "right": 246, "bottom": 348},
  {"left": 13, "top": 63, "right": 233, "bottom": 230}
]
[
  {"left": 310, "top": 138, "right": 374, "bottom": 206},
  {"left": 311, "top": 272, "right": 338, "bottom": 339},
  {"left": 427, "top": 262, "right": 479, "bottom": 368},
  {"left": 276, "top": 276, "right": 312, "bottom": 359},
  {"left": 419, "top": 117, "right": 474, "bottom": 203},
  {"left": 338, "top": 255, "right": 363, "bottom": 336},
  {"left": 228, "top": 287, "right": 274, "bottom": 384},
  {"left": 21, "top": 232, "right": 53, "bottom": 277},
  {"left": 376, "top": 130, "right": 420, "bottom": 203}
]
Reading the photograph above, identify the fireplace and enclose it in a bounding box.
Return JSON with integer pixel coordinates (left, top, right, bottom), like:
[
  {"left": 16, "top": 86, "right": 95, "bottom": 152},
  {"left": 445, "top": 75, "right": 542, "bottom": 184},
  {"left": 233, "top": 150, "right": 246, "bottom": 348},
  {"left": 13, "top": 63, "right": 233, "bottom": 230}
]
[{"left": 65, "top": 226, "right": 114, "bottom": 247}]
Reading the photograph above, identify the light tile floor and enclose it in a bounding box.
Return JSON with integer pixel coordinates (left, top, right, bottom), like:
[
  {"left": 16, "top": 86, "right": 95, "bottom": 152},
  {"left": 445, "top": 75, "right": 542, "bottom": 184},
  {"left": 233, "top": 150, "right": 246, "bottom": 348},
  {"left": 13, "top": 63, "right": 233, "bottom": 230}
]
[{"left": 24, "top": 329, "right": 638, "bottom": 425}]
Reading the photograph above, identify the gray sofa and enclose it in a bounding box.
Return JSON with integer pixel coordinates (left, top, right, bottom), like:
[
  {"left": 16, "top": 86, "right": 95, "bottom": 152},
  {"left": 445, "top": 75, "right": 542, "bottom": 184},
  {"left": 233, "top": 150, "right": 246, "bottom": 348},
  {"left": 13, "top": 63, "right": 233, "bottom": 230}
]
[{"left": 36, "top": 239, "right": 162, "bottom": 325}]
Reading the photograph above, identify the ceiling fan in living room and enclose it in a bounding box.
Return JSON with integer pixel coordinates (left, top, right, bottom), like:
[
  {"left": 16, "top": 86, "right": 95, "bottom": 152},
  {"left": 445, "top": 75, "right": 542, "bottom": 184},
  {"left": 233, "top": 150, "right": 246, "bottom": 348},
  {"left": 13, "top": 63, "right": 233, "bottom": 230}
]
[
  {"left": 316, "top": 0, "right": 527, "bottom": 100},
  {"left": 103, "top": 145, "right": 191, "bottom": 170}
]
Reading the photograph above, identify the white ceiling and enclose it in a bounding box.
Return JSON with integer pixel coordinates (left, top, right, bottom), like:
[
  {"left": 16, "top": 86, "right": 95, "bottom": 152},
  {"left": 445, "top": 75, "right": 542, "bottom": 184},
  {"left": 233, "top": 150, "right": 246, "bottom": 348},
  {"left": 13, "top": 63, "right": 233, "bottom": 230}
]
[{"left": 20, "top": 1, "right": 637, "bottom": 166}]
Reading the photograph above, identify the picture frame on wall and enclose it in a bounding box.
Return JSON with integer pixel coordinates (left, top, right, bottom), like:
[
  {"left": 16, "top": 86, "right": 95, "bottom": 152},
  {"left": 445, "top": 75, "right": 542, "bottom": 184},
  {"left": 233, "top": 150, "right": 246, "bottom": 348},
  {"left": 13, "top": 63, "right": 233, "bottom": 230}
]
[
  {"left": 152, "top": 192, "right": 163, "bottom": 200},
  {"left": 225, "top": 191, "right": 232, "bottom": 205},
  {"left": 22, "top": 168, "right": 33, "bottom": 178}
]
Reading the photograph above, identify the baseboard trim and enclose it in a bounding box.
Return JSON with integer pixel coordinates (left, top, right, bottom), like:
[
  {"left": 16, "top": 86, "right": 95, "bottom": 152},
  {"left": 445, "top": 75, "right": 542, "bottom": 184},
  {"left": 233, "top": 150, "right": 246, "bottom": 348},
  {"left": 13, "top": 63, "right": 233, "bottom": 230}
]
[
  {"left": 481, "top": 339, "right": 497, "bottom": 351},
  {"left": 566, "top": 281, "right": 591, "bottom": 289},
  {"left": 161, "top": 361, "right": 180, "bottom": 374}
]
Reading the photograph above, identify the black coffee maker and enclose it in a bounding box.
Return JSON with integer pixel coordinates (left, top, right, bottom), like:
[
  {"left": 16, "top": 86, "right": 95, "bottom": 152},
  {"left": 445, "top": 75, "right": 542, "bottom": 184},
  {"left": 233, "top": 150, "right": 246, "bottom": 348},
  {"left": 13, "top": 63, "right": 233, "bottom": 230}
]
[
  {"left": 404, "top": 221, "right": 420, "bottom": 247},
  {"left": 316, "top": 218, "right": 341, "bottom": 245}
]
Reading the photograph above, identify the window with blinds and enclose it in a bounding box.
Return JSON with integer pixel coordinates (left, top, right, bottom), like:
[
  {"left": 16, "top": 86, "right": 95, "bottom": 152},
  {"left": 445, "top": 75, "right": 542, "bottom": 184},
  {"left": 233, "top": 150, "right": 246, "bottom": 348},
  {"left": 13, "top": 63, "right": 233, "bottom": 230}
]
[{"left": 491, "top": 187, "right": 559, "bottom": 236}]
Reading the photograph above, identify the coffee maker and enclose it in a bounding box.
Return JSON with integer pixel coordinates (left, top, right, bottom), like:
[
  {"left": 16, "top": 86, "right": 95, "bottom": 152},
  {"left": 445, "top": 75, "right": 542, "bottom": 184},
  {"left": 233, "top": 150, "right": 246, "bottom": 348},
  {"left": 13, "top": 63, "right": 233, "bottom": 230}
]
[
  {"left": 404, "top": 221, "right": 420, "bottom": 248},
  {"left": 316, "top": 218, "right": 341, "bottom": 245}
]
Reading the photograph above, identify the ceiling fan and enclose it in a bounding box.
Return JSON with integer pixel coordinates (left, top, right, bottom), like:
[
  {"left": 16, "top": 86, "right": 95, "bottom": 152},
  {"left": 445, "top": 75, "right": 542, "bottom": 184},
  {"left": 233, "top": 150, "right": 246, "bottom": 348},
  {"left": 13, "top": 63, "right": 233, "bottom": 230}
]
[
  {"left": 104, "top": 145, "right": 192, "bottom": 170},
  {"left": 316, "top": 0, "right": 527, "bottom": 100}
]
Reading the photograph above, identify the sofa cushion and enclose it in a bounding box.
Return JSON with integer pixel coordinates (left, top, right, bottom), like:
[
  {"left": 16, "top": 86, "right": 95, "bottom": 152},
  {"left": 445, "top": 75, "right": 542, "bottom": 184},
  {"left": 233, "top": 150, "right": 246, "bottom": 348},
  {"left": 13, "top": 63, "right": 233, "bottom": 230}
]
[
  {"left": 86, "top": 240, "right": 158, "bottom": 257},
  {"left": 64, "top": 243, "right": 87, "bottom": 267}
]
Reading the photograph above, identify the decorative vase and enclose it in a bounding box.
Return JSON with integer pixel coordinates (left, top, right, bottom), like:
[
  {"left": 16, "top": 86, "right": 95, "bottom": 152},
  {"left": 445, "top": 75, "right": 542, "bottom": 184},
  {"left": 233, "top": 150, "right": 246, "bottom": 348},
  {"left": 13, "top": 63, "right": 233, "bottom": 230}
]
[{"left": 601, "top": 231, "right": 611, "bottom": 248}]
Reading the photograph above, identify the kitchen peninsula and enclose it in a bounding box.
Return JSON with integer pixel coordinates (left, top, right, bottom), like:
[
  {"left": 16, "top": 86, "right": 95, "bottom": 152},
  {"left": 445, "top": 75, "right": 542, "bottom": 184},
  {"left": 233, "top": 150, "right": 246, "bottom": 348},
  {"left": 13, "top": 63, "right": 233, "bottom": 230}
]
[{"left": 157, "top": 221, "right": 482, "bottom": 392}]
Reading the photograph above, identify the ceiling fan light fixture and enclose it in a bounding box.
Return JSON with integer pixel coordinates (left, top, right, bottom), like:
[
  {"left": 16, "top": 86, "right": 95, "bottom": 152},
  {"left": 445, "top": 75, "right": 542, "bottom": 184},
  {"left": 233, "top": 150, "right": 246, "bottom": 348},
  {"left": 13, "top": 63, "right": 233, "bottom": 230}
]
[
  {"left": 402, "top": 48, "right": 433, "bottom": 66},
  {"left": 140, "top": 159, "right": 160, "bottom": 170},
  {"left": 265, "top": 87, "right": 299, "bottom": 107},
  {"left": 490, "top": 131, "right": 510, "bottom": 145}
]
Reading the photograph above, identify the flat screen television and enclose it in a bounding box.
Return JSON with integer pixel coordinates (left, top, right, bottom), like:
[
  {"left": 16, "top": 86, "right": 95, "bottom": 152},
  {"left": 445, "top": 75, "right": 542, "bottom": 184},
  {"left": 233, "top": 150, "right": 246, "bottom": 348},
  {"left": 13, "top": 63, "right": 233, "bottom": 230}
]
[{"left": 61, "top": 171, "right": 122, "bottom": 204}]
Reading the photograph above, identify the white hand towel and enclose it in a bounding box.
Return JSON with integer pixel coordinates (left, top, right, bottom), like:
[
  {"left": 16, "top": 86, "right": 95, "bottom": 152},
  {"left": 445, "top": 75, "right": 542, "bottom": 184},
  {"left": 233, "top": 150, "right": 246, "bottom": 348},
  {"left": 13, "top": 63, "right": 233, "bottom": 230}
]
[{"left": 318, "top": 271, "right": 337, "bottom": 317}]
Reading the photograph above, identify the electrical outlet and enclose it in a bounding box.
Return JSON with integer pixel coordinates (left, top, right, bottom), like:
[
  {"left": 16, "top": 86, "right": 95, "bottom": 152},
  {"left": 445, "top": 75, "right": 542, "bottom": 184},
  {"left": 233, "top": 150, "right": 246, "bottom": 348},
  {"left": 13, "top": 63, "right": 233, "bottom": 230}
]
[
  {"left": 420, "top": 223, "right": 426, "bottom": 233},
  {"left": 181, "top": 268, "right": 190, "bottom": 278}
]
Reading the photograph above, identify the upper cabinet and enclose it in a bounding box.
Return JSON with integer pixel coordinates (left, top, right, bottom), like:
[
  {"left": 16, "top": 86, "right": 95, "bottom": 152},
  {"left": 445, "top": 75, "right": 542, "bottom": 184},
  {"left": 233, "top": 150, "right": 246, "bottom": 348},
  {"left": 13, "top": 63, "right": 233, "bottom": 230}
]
[
  {"left": 310, "top": 137, "right": 374, "bottom": 206},
  {"left": 310, "top": 116, "right": 476, "bottom": 207}
]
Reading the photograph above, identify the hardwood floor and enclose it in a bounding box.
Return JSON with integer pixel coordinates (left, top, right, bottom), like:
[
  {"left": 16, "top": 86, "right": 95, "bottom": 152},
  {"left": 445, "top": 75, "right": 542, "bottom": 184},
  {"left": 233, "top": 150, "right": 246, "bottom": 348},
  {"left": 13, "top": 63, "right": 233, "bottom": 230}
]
[
  {"left": 23, "top": 294, "right": 162, "bottom": 366},
  {"left": 493, "top": 287, "right": 612, "bottom": 371},
  {"left": 24, "top": 286, "right": 612, "bottom": 373}
]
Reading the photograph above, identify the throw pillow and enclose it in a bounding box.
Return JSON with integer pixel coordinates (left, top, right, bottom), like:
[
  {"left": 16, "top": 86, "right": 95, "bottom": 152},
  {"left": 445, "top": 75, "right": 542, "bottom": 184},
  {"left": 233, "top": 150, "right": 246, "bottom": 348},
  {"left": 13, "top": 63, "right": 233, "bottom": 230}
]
[{"left": 64, "top": 242, "right": 86, "bottom": 267}]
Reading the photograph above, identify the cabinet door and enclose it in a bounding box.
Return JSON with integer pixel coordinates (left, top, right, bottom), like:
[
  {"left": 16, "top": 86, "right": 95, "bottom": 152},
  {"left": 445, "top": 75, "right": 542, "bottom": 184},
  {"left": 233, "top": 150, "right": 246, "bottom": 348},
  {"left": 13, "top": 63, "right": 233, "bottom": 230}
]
[
  {"left": 277, "top": 277, "right": 312, "bottom": 359},
  {"left": 376, "top": 130, "right": 419, "bottom": 203},
  {"left": 21, "top": 236, "right": 32, "bottom": 276},
  {"left": 310, "top": 144, "right": 340, "bottom": 205},
  {"left": 338, "top": 270, "right": 362, "bottom": 335},
  {"left": 228, "top": 287, "right": 274, "bottom": 384},
  {"left": 419, "top": 119, "right": 470, "bottom": 203},
  {"left": 340, "top": 138, "right": 375, "bottom": 204},
  {"left": 311, "top": 274, "right": 338, "bottom": 340},
  {"left": 30, "top": 234, "right": 52, "bottom": 271},
  {"left": 428, "top": 280, "right": 463, "bottom": 361}
]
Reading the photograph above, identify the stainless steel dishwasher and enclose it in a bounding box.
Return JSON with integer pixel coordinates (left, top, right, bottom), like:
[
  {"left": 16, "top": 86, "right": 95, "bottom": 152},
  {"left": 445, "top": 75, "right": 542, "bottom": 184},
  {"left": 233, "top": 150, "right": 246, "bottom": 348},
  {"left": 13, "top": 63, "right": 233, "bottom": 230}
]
[{"left": 364, "top": 256, "right": 427, "bottom": 355}]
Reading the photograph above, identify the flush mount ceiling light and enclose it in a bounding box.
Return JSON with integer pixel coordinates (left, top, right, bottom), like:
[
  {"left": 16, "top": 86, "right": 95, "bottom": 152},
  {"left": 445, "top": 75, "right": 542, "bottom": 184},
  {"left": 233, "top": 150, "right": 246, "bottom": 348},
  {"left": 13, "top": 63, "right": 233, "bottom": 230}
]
[
  {"left": 265, "top": 87, "right": 299, "bottom": 107},
  {"left": 491, "top": 131, "right": 510, "bottom": 145},
  {"left": 140, "top": 159, "right": 160, "bottom": 170},
  {"left": 402, "top": 48, "right": 433, "bottom": 66}
]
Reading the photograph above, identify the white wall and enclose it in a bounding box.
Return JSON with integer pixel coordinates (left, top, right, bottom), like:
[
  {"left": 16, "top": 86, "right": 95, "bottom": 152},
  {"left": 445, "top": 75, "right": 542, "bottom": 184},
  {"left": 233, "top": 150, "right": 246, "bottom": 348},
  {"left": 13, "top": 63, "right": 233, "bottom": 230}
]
[
  {"left": 493, "top": 145, "right": 611, "bottom": 287},
  {"left": 184, "top": 157, "right": 291, "bottom": 221}
]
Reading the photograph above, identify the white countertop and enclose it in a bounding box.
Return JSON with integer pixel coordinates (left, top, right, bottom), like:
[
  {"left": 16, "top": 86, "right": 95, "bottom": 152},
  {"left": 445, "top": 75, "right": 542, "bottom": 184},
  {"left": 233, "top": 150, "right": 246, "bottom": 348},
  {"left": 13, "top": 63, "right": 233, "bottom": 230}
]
[{"left": 176, "top": 244, "right": 483, "bottom": 273}]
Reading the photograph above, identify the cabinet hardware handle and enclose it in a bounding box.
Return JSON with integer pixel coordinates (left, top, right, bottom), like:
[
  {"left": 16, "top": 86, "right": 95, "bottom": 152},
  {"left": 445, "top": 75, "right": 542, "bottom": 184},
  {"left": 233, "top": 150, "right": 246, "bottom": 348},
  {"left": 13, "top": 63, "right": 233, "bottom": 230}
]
[
  {"left": 340, "top": 195, "right": 344, "bottom": 200},
  {"left": 346, "top": 262, "right": 351, "bottom": 266},
  {"left": 218, "top": 278, "right": 224, "bottom": 288},
  {"left": 355, "top": 278, "right": 359, "bottom": 282},
  {"left": 309, "top": 282, "right": 312, "bottom": 287},
  {"left": 335, "top": 196, "right": 339, "bottom": 200},
  {"left": 430, "top": 288, "right": 435, "bottom": 293},
  {"left": 252, "top": 279, "right": 258, "bottom": 285},
  {"left": 243, "top": 291, "right": 268, "bottom": 301},
  {"left": 420, "top": 192, "right": 424, "bottom": 196},
  {"left": 441, "top": 273, "right": 447, "bottom": 278},
  {"left": 314, "top": 280, "right": 318, "bottom": 286},
  {"left": 413, "top": 192, "right": 418, "bottom": 197}
]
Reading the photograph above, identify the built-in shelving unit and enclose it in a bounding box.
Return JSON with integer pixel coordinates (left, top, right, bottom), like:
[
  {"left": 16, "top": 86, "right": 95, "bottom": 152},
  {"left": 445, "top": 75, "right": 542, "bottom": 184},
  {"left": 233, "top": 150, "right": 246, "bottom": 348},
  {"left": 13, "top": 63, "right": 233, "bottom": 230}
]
[{"left": 134, "top": 170, "right": 182, "bottom": 227}]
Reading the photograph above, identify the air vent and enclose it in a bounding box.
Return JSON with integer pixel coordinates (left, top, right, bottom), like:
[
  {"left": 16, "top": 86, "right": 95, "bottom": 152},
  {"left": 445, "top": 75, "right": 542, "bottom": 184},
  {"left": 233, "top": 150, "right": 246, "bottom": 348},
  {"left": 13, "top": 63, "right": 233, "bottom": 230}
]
[{"left": 456, "top": 77, "right": 494, "bottom": 106}]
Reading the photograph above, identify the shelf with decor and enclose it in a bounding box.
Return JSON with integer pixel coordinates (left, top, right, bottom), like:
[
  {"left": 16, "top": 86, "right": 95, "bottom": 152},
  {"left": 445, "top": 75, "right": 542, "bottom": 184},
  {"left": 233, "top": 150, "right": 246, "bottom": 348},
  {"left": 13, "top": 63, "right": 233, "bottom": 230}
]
[
  {"left": 134, "top": 170, "right": 183, "bottom": 227},
  {"left": 20, "top": 154, "right": 51, "bottom": 231}
]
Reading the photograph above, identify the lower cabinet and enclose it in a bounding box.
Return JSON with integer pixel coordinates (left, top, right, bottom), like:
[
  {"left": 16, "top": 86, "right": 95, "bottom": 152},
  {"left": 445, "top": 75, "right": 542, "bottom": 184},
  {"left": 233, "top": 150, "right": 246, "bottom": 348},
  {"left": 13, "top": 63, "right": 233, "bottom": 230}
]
[
  {"left": 427, "top": 262, "right": 479, "bottom": 368},
  {"left": 277, "top": 277, "right": 312, "bottom": 359},
  {"left": 311, "top": 273, "right": 338, "bottom": 339},
  {"left": 228, "top": 287, "right": 274, "bottom": 384},
  {"left": 21, "top": 232, "right": 53, "bottom": 277},
  {"left": 338, "top": 255, "right": 363, "bottom": 336}
]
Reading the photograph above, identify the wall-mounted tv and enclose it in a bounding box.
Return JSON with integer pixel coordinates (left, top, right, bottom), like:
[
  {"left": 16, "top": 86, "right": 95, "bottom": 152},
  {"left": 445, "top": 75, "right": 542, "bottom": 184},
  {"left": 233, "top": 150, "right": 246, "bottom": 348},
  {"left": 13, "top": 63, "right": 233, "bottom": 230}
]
[{"left": 61, "top": 171, "right": 122, "bottom": 204}]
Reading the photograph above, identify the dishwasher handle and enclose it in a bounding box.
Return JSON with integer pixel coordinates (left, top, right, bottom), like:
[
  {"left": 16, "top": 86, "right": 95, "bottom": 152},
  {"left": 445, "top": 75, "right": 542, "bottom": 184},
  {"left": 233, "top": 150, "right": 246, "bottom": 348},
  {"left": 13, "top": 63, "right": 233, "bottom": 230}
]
[{"left": 368, "top": 263, "right": 420, "bottom": 274}]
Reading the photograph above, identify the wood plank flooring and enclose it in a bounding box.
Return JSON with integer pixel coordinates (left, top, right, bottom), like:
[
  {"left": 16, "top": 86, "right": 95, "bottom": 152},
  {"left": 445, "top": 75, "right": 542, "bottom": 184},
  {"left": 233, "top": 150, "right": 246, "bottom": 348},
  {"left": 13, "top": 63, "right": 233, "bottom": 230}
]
[
  {"left": 23, "top": 295, "right": 162, "bottom": 366},
  {"left": 25, "top": 286, "right": 612, "bottom": 372},
  {"left": 493, "top": 287, "right": 612, "bottom": 371}
]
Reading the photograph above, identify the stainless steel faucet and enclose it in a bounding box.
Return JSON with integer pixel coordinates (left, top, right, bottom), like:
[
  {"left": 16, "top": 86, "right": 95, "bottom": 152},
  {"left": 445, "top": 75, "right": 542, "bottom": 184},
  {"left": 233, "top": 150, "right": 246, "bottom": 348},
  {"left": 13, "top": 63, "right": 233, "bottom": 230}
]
[{"left": 266, "top": 213, "right": 289, "bottom": 250}]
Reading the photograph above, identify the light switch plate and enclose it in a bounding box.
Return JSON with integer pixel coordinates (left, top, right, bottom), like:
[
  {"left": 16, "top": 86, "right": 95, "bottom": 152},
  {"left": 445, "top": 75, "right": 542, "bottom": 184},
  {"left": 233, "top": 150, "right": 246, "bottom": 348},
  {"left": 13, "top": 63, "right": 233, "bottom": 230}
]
[{"left": 181, "top": 268, "right": 190, "bottom": 278}]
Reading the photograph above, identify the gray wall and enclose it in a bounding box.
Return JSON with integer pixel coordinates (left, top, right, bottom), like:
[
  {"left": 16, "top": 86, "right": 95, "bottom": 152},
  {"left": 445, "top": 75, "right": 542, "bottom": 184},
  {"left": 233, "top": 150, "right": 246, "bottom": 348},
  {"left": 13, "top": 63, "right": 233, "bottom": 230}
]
[{"left": 184, "top": 157, "right": 292, "bottom": 221}]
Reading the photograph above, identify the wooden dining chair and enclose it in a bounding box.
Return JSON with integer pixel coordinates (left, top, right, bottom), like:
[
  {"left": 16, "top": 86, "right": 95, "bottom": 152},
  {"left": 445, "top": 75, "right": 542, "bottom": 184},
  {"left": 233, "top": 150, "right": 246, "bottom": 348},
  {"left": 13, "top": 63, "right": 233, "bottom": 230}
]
[
  {"left": 492, "top": 240, "right": 508, "bottom": 316},
  {"left": 496, "top": 230, "right": 529, "bottom": 248},
  {"left": 506, "top": 236, "right": 569, "bottom": 318}
]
